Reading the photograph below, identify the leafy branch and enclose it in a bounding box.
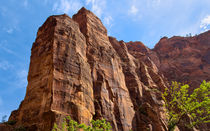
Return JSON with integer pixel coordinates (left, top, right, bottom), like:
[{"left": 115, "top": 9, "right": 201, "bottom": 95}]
[{"left": 162, "top": 81, "right": 210, "bottom": 131}]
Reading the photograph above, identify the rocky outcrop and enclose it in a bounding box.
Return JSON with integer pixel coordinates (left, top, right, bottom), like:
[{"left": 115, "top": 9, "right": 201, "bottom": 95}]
[
  {"left": 126, "top": 31, "right": 210, "bottom": 89},
  {"left": 3, "top": 7, "right": 209, "bottom": 131},
  {"left": 126, "top": 32, "right": 210, "bottom": 131},
  {"left": 5, "top": 8, "right": 169, "bottom": 131},
  {"left": 10, "top": 14, "right": 93, "bottom": 130},
  {"left": 127, "top": 31, "right": 210, "bottom": 88},
  {"left": 153, "top": 32, "right": 210, "bottom": 88}
]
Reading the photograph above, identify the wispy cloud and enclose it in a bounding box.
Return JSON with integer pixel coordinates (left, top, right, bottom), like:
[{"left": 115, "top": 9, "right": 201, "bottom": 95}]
[
  {"left": 103, "top": 15, "right": 113, "bottom": 35},
  {"left": 3, "top": 27, "right": 14, "bottom": 34},
  {"left": 0, "top": 61, "right": 12, "bottom": 70},
  {"left": 0, "top": 40, "right": 17, "bottom": 56},
  {"left": 16, "top": 69, "right": 28, "bottom": 88},
  {"left": 200, "top": 15, "right": 210, "bottom": 31},
  {"left": 103, "top": 16, "right": 113, "bottom": 27},
  {"left": 85, "top": 0, "right": 106, "bottom": 18},
  {"left": 52, "top": 0, "right": 82, "bottom": 14},
  {"left": 129, "top": 5, "right": 138, "bottom": 15}
]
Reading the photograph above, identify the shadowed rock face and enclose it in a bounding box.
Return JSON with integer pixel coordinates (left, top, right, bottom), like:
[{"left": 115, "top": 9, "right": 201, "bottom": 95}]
[{"left": 3, "top": 7, "right": 209, "bottom": 131}]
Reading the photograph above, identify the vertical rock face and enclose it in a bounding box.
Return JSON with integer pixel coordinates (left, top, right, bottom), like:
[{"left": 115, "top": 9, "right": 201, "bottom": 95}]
[
  {"left": 5, "top": 7, "right": 210, "bottom": 131},
  {"left": 154, "top": 31, "right": 210, "bottom": 87},
  {"left": 153, "top": 32, "right": 210, "bottom": 88},
  {"left": 109, "top": 38, "right": 167, "bottom": 131},
  {"left": 125, "top": 32, "right": 210, "bottom": 131},
  {"left": 9, "top": 16, "right": 56, "bottom": 130},
  {"left": 73, "top": 8, "right": 136, "bottom": 131},
  {"left": 7, "top": 8, "right": 168, "bottom": 131},
  {"left": 126, "top": 31, "right": 210, "bottom": 90},
  {"left": 10, "top": 14, "right": 94, "bottom": 130}
]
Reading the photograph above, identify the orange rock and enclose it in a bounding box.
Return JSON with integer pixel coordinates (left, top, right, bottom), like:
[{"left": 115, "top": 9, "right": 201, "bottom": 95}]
[{"left": 6, "top": 7, "right": 210, "bottom": 131}]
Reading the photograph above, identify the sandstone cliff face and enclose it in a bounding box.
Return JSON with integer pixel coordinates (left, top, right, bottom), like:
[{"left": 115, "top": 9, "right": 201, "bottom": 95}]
[
  {"left": 126, "top": 32, "right": 210, "bottom": 131},
  {"left": 4, "top": 7, "right": 210, "bottom": 131},
  {"left": 126, "top": 31, "right": 210, "bottom": 89},
  {"left": 153, "top": 32, "right": 210, "bottom": 88},
  {"left": 10, "top": 14, "right": 93, "bottom": 130},
  {"left": 7, "top": 8, "right": 168, "bottom": 131}
]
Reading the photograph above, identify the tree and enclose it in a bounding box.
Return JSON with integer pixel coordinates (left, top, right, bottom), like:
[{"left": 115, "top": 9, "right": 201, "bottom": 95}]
[
  {"left": 52, "top": 116, "right": 112, "bottom": 131},
  {"left": 162, "top": 81, "right": 210, "bottom": 131}
]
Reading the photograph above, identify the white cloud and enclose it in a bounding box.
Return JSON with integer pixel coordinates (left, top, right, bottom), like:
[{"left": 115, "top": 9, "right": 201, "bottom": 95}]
[
  {"left": 52, "top": 0, "right": 82, "bottom": 14},
  {"left": 129, "top": 5, "right": 138, "bottom": 15},
  {"left": 16, "top": 69, "right": 28, "bottom": 88},
  {"left": 103, "top": 16, "right": 113, "bottom": 27},
  {"left": 200, "top": 15, "right": 210, "bottom": 31},
  {"left": 6, "top": 28, "right": 13, "bottom": 34},
  {"left": 0, "top": 40, "right": 17, "bottom": 56},
  {"left": 3, "top": 27, "right": 14, "bottom": 34},
  {"left": 85, "top": 0, "right": 106, "bottom": 18},
  {"left": 0, "top": 61, "right": 12, "bottom": 70},
  {"left": 103, "top": 15, "right": 113, "bottom": 35}
]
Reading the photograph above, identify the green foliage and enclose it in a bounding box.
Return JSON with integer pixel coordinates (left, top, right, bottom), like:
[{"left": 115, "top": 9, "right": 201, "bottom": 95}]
[
  {"left": 52, "top": 116, "right": 112, "bottom": 131},
  {"left": 6, "top": 120, "right": 17, "bottom": 125},
  {"left": 162, "top": 81, "right": 210, "bottom": 131},
  {"left": 138, "top": 105, "right": 147, "bottom": 116}
]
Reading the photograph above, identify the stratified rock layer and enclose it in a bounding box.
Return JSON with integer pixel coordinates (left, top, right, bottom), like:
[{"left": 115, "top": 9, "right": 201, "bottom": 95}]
[{"left": 5, "top": 7, "right": 210, "bottom": 131}]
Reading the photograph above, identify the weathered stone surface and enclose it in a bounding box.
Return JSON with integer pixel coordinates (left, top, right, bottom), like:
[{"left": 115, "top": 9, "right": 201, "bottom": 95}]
[
  {"left": 0, "top": 123, "right": 12, "bottom": 131},
  {"left": 5, "top": 7, "right": 210, "bottom": 131},
  {"left": 109, "top": 37, "right": 168, "bottom": 131},
  {"left": 125, "top": 31, "right": 210, "bottom": 131},
  {"left": 153, "top": 32, "right": 210, "bottom": 88},
  {"left": 9, "top": 14, "right": 94, "bottom": 130},
  {"left": 73, "top": 8, "right": 136, "bottom": 131}
]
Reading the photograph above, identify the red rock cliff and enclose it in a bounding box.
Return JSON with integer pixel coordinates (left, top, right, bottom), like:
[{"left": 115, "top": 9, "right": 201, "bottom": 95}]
[
  {"left": 6, "top": 8, "right": 168, "bottom": 131},
  {"left": 3, "top": 7, "right": 209, "bottom": 131}
]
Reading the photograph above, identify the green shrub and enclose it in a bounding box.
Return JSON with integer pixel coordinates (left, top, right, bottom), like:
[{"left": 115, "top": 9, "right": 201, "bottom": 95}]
[
  {"left": 6, "top": 120, "right": 16, "bottom": 125},
  {"left": 52, "top": 116, "right": 112, "bottom": 131},
  {"left": 162, "top": 81, "right": 210, "bottom": 131}
]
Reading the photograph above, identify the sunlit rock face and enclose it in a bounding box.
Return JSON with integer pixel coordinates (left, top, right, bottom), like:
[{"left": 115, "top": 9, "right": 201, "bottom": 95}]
[
  {"left": 153, "top": 32, "right": 210, "bottom": 88},
  {"left": 126, "top": 31, "right": 210, "bottom": 89},
  {"left": 126, "top": 31, "right": 210, "bottom": 131},
  {"left": 4, "top": 7, "right": 209, "bottom": 131}
]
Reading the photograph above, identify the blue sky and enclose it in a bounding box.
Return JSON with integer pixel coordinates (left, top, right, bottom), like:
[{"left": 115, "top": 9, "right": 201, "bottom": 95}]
[{"left": 0, "top": 0, "right": 210, "bottom": 120}]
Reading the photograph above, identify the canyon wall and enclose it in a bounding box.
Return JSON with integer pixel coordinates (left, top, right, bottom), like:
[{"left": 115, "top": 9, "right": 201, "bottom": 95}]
[{"left": 1, "top": 7, "right": 209, "bottom": 131}]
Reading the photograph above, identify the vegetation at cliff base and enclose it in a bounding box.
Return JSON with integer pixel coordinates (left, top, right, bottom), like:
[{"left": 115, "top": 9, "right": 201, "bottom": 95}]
[
  {"left": 162, "top": 81, "right": 210, "bottom": 131},
  {"left": 52, "top": 116, "right": 112, "bottom": 131}
]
